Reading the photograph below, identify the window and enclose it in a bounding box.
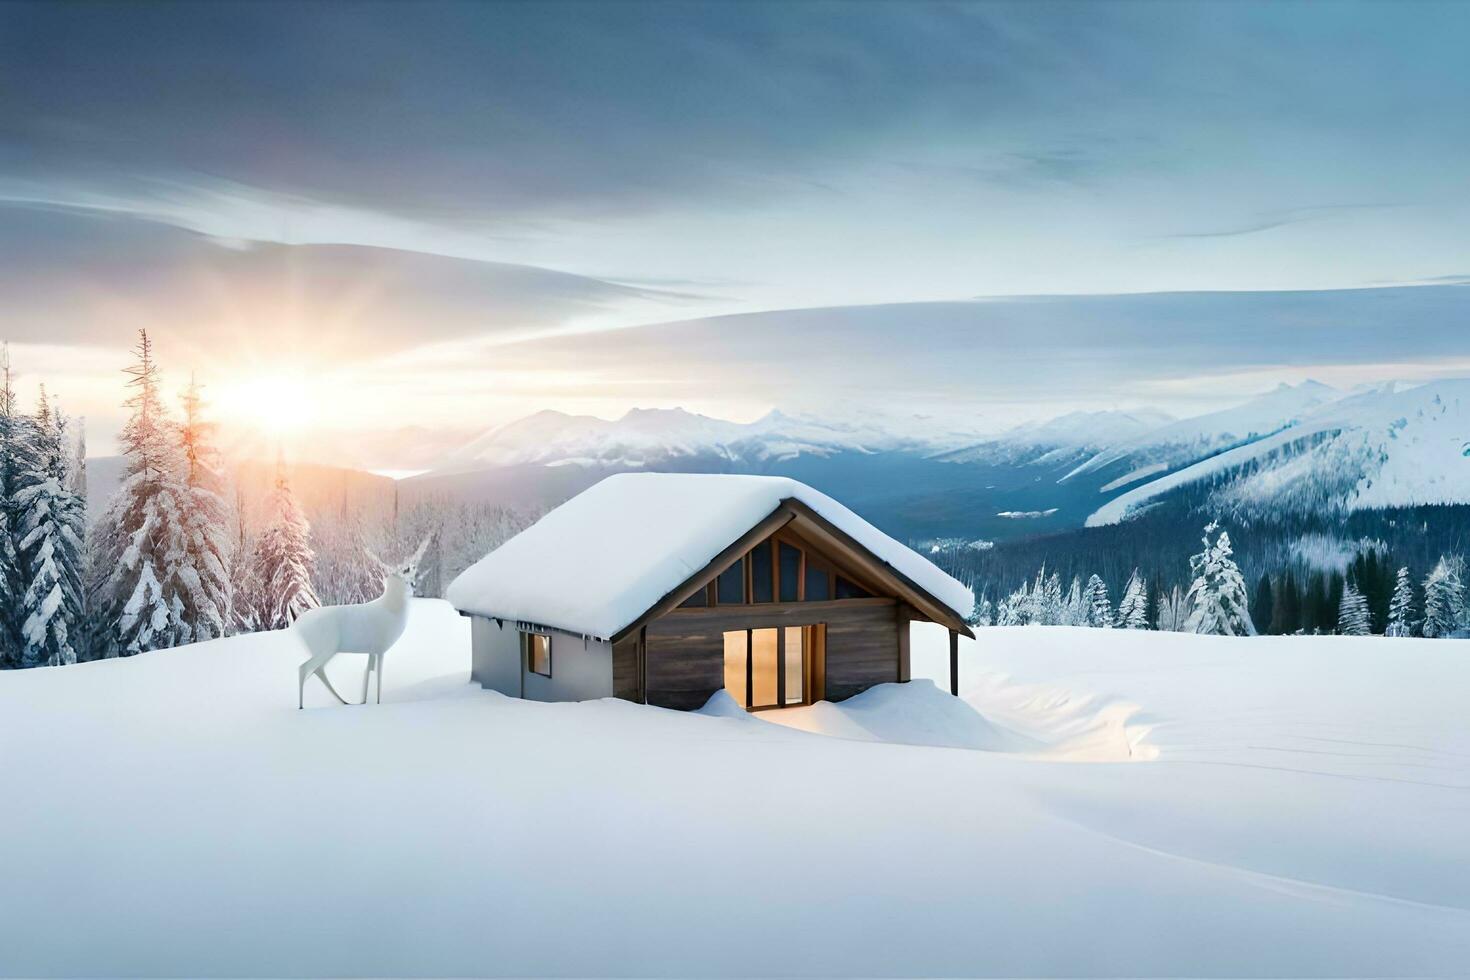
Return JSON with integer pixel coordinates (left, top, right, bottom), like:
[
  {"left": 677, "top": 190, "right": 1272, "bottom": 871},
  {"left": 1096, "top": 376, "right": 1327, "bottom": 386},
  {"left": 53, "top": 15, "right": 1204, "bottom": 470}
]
[
  {"left": 805, "top": 564, "right": 831, "bottom": 601},
  {"left": 779, "top": 543, "right": 801, "bottom": 602},
  {"left": 679, "top": 586, "right": 707, "bottom": 608},
  {"left": 749, "top": 540, "right": 773, "bottom": 603},
  {"left": 524, "top": 632, "right": 551, "bottom": 676},
  {"left": 722, "top": 625, "right": 821, "bottom": 710},
  {"left": 835, "top": 576, "right": 872, "bottom": 599},
  {"left": 716, "top": 559, "right": 745, "bottom": 604}
]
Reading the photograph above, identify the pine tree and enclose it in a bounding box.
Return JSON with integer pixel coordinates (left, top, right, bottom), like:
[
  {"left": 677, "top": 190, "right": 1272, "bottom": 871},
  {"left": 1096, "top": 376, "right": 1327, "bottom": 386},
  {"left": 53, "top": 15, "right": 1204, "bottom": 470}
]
[
  {"left": 1336, "top": 584, "right": 1371, "bottom": 636},
  {"left": 14, "top": 390, "right": 87, "bottom": 666},
  {"left": 1302, "top": 572, "right": 1327, "bottom": 635},
  {"left": 1324, "top": 571, "right": 1345, "bottom": 634},
  {"left": 1251, "top": 573, "right": 1274, "bottom": 634},
  {"left": 998, "top": 578, "right": 1029, "bottom": 626},
  {"left": 312, "top": 509, "right": 383, "bottom": 606},
  {"left": 173, "top": 375, "right": 232, "bottom": 643},
  {"left": 1145, "top": 577, "right": 1161, "bottom": 630},
  {"left": 1116, "top": 569, "right": 1149, "bottom": 629},
  {"left": 1041, "top": 570, "right": 1063, "bottom": 625},
  {"left": 0, "top": 345, "right": 40, "bottom": 668},
  {"left": 245, "top": 458, "right": 319, "bottom": 631},
  {"left": 1157, "top": 584, "right": 1189, "bottom": 632},
  {"left": 1083, "top": 573, "right": 1113, "bottom": 628},
  {"left": 90, "top": 330, "right": 192, "bottom": 656},
  {"left": 1386, "top": 566, "right": 1415, "bottom": 637},
  {"left": 1353, "top": 549, "right": 1393, "bottom": 634},
  {"left": 1272, "top": 568, "right": 1301, "bottom": 635},
  {"left": 1421, "top": 556, "right": 1465, "bottom": 639},
  {"left": 1184, "top": 521, "right": 1256, "bottom": 636},
  {"left": 1062, "top": 575, "right": 1085, "bottom": 626}
]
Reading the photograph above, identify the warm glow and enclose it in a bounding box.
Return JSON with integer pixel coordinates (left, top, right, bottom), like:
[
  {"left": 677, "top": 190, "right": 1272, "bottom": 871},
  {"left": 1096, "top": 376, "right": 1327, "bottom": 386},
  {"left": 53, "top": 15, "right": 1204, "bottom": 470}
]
[{"left": 214, "top": 373, "right": 319, "bottom": 436}]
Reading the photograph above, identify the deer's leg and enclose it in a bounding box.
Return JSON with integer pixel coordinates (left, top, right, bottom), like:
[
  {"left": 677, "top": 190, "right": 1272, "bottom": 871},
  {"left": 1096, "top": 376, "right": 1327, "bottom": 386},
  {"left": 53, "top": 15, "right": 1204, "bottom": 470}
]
[
  {"left": 375, "top": 653, "right": 384, "bottom": 704},
  {"left": 361, "top": 654, "right": 372, "bottom": 705},
  {"left": 299, "top": 652, "right": 348, "bottom": 707},
  {"left": 314, "top": 660, "right": 350, "bottom": 705}
]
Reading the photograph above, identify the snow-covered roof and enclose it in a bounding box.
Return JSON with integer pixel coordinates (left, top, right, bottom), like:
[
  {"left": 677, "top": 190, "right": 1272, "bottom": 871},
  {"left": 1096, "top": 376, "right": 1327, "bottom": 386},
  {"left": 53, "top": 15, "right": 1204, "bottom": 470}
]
[{"left": 446, "top": 473, "right": 975, "bottom": 640}]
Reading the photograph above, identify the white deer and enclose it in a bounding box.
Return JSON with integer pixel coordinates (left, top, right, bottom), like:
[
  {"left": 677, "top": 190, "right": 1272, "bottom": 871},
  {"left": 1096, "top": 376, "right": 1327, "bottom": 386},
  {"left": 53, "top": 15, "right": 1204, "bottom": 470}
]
[{"left": 293, "top": 537, "right": 431, "bottom": 709}]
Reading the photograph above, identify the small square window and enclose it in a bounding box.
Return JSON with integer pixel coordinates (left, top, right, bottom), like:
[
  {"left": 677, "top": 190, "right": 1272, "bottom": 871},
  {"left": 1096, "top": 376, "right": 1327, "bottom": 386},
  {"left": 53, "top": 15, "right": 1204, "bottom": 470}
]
[{"left": 524, "top": 632, "right": 552, "bottom": 676}]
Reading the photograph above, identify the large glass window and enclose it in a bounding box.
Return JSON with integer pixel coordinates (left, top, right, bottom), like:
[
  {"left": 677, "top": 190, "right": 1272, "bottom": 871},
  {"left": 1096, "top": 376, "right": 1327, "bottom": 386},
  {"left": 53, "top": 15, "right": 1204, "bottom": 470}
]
[
  {"left": 723, "top": 630, "right": 747, "bottom": 704},
  {"left": 749, "top": 541, "right": 773, "bottom": 603},
  {"left": 783, "top": 626, "right": 804, "bottom": 704},
  {"left": 722, "top": 626, "right": 815, "bottom": 709},
  {"left": 835, "top": 576, "right": 872, "bottom": 600},
  {"left": 751, "top": 628, "right": 779, "bottom": 706},
  {"left": 779, "top": 543, "right": 801, "bottom": 602},
  {"left": 524, "top": 632, "right": 551, "bottom": 676}
]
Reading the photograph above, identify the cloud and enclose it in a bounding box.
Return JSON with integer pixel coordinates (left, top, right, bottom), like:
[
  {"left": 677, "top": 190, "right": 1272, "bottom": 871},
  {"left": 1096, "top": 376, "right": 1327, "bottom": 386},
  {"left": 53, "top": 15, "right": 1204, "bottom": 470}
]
[
  {"left": 0, "top": 205, "right": 714, "bottom": 357},
  {"left": 494, "top": 285, "right": 1470, "bottom": 413},
  {"left": 1162, "top": 203, "right": 1413, "bottom": 240}
]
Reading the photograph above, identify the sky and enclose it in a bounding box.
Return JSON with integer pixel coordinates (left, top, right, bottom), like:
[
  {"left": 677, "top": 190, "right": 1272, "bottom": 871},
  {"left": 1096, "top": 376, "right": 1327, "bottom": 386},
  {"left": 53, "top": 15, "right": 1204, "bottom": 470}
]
[{"left": 1, "top": 0, "right": 1468, "bottom": 466}]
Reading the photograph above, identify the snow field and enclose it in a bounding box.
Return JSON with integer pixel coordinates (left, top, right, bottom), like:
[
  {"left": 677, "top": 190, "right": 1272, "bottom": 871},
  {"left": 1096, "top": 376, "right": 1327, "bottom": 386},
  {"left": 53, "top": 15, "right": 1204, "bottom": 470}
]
[{"left": 2, "top": 602, "right": 1468, "bottom": 977}]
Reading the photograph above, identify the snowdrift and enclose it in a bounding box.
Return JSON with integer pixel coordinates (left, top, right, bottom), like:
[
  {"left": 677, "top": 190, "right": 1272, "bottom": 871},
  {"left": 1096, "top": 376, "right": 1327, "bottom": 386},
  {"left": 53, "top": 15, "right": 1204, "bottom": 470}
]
[{"left": 3, "top": 602, "right": 1469, "bottom": 977}]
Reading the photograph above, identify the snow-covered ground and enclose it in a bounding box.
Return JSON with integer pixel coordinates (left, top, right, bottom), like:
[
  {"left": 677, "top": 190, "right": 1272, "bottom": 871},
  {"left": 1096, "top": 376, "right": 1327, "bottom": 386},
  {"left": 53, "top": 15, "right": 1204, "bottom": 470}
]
[{"left": 4, "top": 602, "right": 1469, "bottom": 977}]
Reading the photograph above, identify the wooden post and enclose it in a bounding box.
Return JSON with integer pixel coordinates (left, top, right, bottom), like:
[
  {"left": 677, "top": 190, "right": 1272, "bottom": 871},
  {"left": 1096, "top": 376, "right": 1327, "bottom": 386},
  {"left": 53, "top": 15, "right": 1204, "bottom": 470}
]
[
  {"left": 948, "top": 629, "right": 959, "bottom": 697},
  {"left": 896, "top": 604, "right": 912, "bottom": 683}
]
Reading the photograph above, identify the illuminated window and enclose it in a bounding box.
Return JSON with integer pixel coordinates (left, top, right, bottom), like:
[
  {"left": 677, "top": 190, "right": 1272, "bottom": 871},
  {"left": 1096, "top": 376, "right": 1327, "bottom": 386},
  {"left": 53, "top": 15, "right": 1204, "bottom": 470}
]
[
  {"left": 722, "top": 625, "right": 817, "bottom": 710},
  {"left": 523, "top": 632, "right": 551, "bottom": 676}
]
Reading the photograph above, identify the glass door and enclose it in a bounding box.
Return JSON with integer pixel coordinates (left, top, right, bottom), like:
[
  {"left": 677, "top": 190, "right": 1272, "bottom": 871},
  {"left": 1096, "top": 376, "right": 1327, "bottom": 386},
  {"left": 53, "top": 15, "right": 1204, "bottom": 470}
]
[{"left": 722, "top": 626, "right": 814, "bottom": 709}]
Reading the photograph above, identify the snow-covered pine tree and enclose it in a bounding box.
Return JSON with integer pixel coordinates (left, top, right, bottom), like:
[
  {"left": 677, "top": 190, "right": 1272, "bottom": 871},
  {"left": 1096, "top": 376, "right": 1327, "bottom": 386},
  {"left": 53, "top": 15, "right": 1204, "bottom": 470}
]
[
  {"left": 1063, "top": 575, "right": 1085, "bottom": 626},
  {"left": 173, "top": 375, "right": 232, "bottom": 643},
  {"left": 970, "top": 594, "right": 993, "bottom": 628},
  {"left": 1336, "top": 584, "right": 1371, "bottom": 636},
  {"left": 1116, "top": 569, "right": 1149, "bottom": 629},
  {"left": 1454, "top": 556, "right": 1470, "bottom": 632},
  {"left": 1040, "top": 570, "right": 1064, "bottom": 625},
  {"left": 1421, "top": 556, "right": 1464, "bottom": 639},
  {"left": 246, "top": 458, "right": 320, "bottom": 631},
  {"left": 312, "top": 508, "right": 383, "bottom": 606},
  {"left": 0, "top": 345, "right": 30, "bottom": 668},
  {"left": 1385, "top": 566, "right": 1415, "bottom": 637},
  {"left": 1183, "top": 521, "right": 1257, "bottom": 636},
  {"left": 1157, "top": 585, "right": 1189, "bottom": 632},
  {"left": 1083, "top": 574, "right": 1113, "bottom": 628},
  {"left": 998, "top": 578, "right": 1029, "bottom": 626},
  {"left": 70, "top": 417, "right": 87, "bottom": 499},
  {"left": 14, "top": 390, "right": 87, "bottom": 666},
  {"left": 90, "top": 329, "right": 193, "bottom": 657}
]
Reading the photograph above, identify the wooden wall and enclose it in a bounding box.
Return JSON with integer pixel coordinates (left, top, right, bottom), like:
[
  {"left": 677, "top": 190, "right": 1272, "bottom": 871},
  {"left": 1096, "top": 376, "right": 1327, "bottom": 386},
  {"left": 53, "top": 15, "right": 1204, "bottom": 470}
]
[
  {"left": 822, "top": 600, "right": 901, "bottom": 702},
  {"left": 634, "top": 598, "right": 900, "bottom": 709}
]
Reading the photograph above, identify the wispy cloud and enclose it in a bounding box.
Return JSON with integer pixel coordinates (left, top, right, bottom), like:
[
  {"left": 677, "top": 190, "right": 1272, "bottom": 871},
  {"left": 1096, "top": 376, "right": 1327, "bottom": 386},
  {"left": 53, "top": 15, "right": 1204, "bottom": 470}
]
[{"left": 1163, "top": 203, "right": 1412, "bottom": 240}]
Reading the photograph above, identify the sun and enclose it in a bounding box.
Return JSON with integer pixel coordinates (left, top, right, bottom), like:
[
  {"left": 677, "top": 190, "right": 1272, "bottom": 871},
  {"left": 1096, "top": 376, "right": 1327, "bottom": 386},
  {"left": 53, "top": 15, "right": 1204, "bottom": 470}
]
[{"left": 214, "top": 372, "right": 319, "bottom": 437}]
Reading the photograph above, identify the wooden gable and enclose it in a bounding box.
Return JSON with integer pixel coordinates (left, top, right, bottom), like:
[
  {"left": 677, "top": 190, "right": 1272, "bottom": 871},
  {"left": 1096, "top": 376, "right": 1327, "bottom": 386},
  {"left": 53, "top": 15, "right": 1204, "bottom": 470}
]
[{"left": 610, "top": 498, "right": 974, "bottom": 643}]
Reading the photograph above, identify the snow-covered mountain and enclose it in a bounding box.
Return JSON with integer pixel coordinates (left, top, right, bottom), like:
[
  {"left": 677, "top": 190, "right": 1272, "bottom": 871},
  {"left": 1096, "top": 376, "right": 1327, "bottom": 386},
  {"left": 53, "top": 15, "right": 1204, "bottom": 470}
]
[
  {"left": 1064, "top": 380, "right": 1343, "bottom": 486},
  {"left": 438, "top": 406, "right": 990, "bottom": 471},
  {"left": 935, "top": 408, "right": 1175, "bottom": 467},
  {"left": 1088, "top": 379, "right": 1470, "bottom": 525}
]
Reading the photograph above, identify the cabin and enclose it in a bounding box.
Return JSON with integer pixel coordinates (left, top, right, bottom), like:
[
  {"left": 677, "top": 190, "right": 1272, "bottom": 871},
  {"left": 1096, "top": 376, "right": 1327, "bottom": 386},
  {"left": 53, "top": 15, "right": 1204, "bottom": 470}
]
[{"left": 445, "top": 473, "right": 975, "bottom": 711}]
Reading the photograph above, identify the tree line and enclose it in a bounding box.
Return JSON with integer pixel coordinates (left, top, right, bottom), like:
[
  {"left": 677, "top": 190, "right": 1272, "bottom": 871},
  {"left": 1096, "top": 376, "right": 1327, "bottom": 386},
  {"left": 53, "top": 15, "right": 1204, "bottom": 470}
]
[
  {"left": 1, "top": 330, "right": 533, "bottom": 669},
  {"left": 962, "top": 520, "right": 1469, "bottom": 639}
]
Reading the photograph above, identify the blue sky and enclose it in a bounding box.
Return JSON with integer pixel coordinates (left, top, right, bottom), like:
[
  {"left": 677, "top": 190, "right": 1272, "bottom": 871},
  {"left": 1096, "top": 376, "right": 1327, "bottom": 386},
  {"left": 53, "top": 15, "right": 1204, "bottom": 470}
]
[{"left": 1, "top": 1, "right": 1468, "bottom": 460}]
